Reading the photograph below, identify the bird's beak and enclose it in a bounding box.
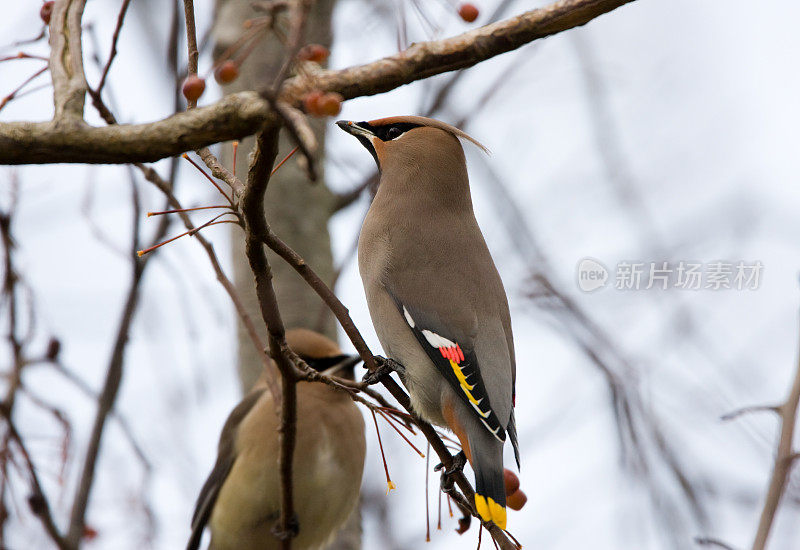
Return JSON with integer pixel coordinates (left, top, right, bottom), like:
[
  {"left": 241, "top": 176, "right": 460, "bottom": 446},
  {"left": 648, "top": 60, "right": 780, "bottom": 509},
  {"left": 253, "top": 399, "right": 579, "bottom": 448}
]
[
  {"left": 336, "top": 120, "right": 375, "bottom": 139},
  {"left": 321, "top": 354, "right": 363, "bottom": 377}
]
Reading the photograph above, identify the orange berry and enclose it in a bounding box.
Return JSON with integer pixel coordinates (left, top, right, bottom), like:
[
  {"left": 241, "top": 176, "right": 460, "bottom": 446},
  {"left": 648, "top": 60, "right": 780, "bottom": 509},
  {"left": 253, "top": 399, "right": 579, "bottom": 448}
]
[
  {"left": 458, "top": 3, "right": 479, "bottom": 22},
  {"left": 503, "top": 468, "right": 520, "bottom": 496},
  {"left": 507, "top": 489, "right": 527, "bottom": 511},
  {"left": 214, "top": 61, "right": 239, "bottom": 84},
  {"left": 40, "top": 1, "right": 54, "bottom": 24},
  {"left": 298, "top": 44, "right": 329, "bottom": 63},
  {"left": 181, "top": 75, "right": 206, "bottom": 102},
  {"left": 82, "top": 525, "right": 99, "bottom": 541},
  {"left": 318, "top": 92, "right": 343, "bottom": 117},
  {"left": 302, "top": 90, "right": 325, "bottom": 116}
]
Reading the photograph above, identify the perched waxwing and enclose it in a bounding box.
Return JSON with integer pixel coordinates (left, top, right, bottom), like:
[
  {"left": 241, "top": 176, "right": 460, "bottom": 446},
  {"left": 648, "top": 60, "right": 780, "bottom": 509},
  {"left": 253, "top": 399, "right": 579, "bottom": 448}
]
[
  {"left": 337, "top": 116, "right": 519, "bottom": 530},
  {"left": 187, "top": 329, "right": 366, "bottom": 550}
]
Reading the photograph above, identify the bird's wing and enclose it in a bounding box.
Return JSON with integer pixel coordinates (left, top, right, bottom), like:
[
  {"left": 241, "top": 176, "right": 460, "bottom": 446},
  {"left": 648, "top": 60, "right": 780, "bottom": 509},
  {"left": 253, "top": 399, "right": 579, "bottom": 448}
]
[
  {"left": 392, "top": 297, "right": 506, "bottom": 443},
  {"left": 186, "top": 389, "right": 265, "bottom": 550}
]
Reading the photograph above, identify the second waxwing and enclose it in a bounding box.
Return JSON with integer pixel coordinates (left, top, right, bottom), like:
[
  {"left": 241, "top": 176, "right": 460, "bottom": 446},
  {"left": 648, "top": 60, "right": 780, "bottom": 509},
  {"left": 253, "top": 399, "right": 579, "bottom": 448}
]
[
  {"left": 186, "top": 329, "right": 366, "bottom": 550},
  {"left": 337, "top": 116, "right": 520, "bottom": 530}
]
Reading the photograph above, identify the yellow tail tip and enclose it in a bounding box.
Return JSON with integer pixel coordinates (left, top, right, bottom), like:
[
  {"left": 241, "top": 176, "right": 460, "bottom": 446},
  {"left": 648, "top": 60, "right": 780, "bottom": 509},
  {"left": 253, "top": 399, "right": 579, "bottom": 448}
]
[{"left": 474, "top": 494, "right": 507, "bottom": 530}]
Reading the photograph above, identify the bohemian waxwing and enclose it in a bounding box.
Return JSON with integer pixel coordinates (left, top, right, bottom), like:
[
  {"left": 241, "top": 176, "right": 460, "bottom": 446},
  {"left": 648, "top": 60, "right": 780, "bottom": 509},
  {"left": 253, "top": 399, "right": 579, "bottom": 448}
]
[
  {"left": 337, "top": 116, "right": 519, "bottom": 530},
  {"left": 186, "top": 329, "right": 366, "bottom": 550}
]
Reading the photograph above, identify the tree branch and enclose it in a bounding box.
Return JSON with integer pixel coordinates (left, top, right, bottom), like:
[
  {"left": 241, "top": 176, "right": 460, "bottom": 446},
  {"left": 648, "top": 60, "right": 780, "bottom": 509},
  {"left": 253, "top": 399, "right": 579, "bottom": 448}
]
[
  {"left": 0, "top": 0, "right": 635, "bottom": 165},
  {"left": 281, "top": 0, "right": 635, "bottom": 102},
  {"left": 751, "top": 329, "right": 800, "bottom": 550},
  {"left": 64, "top": 218, "right": 150, "bottom": 547},
  {"left": 48, "top": 0, "right": 88, "bottom": 121},
  {"left": 0, "top": 406, "right": 70, "bottom": 550},
  {"left": 94, "top": 0, "right": 133, "bottom": 98},
  {"left": 240, "top": 125, "right": 300, "bottom": 548},
  {"left": 0, "top": 92, "right": 273, "bottom": 164},
  {"left": 182, "top": 0, "right": 200, "bottom": 108}
]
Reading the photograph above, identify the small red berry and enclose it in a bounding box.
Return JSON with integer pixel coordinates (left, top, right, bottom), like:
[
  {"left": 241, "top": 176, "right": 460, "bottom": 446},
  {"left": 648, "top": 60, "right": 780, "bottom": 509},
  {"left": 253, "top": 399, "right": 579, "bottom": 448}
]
[
  {"left": 507, "top": 489, "right": 527, "bottom": 511},
  {"left": 298, "top": 44, "right": 330, "bottom": 63},
  {"left": 214, "top": 61, "right": 239, "bottom": 84},
  {"left": 40, "top": 1, "right": 54, "bottom": 25},
  {"left": 458, "top": 3, "right": 479, "bottom": 22},
  {"left": 317, "top": 92, "right": 343, "bottom": 117},
  {"left": 82, "top": 525, "right": 99, "bottom": 541},
  {"left": 302, "top": 90, "right": 324, "bottom": 116},
  {"left": 182, "top": 75, "right": 206, "bottom": 102},
  {"left": 503, "top": 468, "right": 520, "bottom": 496}
]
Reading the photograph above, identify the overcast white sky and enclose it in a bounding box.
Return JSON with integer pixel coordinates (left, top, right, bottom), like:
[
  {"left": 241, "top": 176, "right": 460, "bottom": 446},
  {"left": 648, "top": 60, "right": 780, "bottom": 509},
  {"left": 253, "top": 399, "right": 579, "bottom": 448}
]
[{"left": 2, "top": 0, "right": 800, "bottom": 549}]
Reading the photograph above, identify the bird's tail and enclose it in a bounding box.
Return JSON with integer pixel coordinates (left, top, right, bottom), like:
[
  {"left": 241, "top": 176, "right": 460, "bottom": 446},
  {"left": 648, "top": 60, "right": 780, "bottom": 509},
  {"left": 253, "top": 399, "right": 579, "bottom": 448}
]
[{"left": 472, "top": 441, "right": 507, "bottom": 530}]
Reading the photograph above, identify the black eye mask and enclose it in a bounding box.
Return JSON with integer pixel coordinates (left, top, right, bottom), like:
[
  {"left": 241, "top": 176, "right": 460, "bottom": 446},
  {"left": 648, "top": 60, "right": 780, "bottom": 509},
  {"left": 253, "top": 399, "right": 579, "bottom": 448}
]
[{"left": 356, "top": 121, "right": 421, "bottom": 141}]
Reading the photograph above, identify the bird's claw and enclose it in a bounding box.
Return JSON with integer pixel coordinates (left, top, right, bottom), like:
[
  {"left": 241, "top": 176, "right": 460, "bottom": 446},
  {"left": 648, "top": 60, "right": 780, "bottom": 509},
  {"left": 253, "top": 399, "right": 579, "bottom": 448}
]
[
  {"left": 361, "top": 355, "right": 406, "bottom": 385},
  {"left": 435, "top": 450, "right": 467, "bottom": 493}
]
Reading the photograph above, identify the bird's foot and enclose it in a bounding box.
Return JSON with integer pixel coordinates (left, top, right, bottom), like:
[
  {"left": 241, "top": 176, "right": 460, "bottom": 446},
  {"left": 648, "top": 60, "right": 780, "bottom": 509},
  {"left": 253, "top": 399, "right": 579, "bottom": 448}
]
[
  {"left": 271, "top": 514, "right": 299, "bottom": 541},
  {"left": 435, "top": 450, "right": 467, "bottom": 494},
  {"left": 361, "top": 355, "right": 406, "bottom": 385}
]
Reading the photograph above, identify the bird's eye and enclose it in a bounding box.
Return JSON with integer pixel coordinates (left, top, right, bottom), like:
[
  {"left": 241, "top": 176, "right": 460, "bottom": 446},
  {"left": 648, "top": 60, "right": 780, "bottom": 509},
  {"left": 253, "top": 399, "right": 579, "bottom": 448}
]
[{"left": 387, "top": 126, "right": 403, "bottom": 139}]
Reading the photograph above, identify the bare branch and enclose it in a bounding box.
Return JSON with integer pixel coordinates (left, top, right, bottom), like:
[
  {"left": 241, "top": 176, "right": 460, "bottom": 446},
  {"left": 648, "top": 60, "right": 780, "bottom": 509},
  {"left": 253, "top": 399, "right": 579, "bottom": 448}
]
[
  {"left": 140, "top": 161, "right": 282, "bottom": 403},
  {"left": 240, "top": 125, "right": 300, "bottom": 548},
  {"left": 48, "top": 0, "right": 88, "bottom": 121},
  {"left": 197, "top": 147, "right": 246, "bottom": 199},
  {"left": 720, "top": 405, "right": 781, "bottom": 422},
  {"left": 94, "top": 0, "right": 133, "bottom": 97},
  {"left": 751, "top": 331, "right": 800, "bottom": 550},
  {"left": 64, "top": 95, "right": 172, "bottom": 549},
  {"left": 268, "top": 100, "right": 318, "bottom": 181},
  {"left": 280, "top": 0, "right": 635, "bottom": 102},
  {"left": 695, "top": 537, "right": 738, "bottom": 550},
  {"left": 0, "top": 407, "right": 69, "bottom": 550},
  {"left": 65, "top": 228, "right": 148, "bottom": 546},
  {"left": 0, "top": 92, "right": 274, "bottom": 164},
  {"left": 0, "top": 0, "right": 636, "bottom": 165},
  {"left": 182, "top": 0, "right": 200, "bottom": 109},
  {"left": 271, "top": 0, "right": 313, "bottom": 90}
]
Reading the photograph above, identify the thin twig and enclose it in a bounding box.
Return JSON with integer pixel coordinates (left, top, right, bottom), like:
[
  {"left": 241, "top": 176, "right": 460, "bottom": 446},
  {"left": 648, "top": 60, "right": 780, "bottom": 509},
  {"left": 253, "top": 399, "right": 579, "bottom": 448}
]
[
  {"left": 94, "top": 0, "right": 132, "bottom": 96},
  {"left": 270, "top": 0, "right": 313, "bottom": 90},
  {"left": 65, "top": 201, "right": 149, "bottom": 548},
  {"left": 0, "top": 66, "right": 49, "bottom": 113},
  {"left": 695, "top": 537, "right": 738, "bottom": 550},
  {"left": 136, "top": 163, "right": 281, "bottom": 403},
  {"left": 181, "top": 153, "right": 234, "bottom": 204},
  {"left": 720, "top": 405, "right": 781, "bottom": 422},
  {"left": 197, "top": 147, "right": 245, "bottom": 199},
  {"left": 267, "top": 100, "right": 317, "bottom": 181},
  {"left": 182, "top": 0, "right": 199, "bottom": 107},
  {"left": 0, "top": 407, "right": 69, "bottom": 550},
  {"left": 751, "top": 328, "right": 800, "bottom": 550},
  {"left": 65, "top": 87, "right": 173, "bottom": 550}
]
